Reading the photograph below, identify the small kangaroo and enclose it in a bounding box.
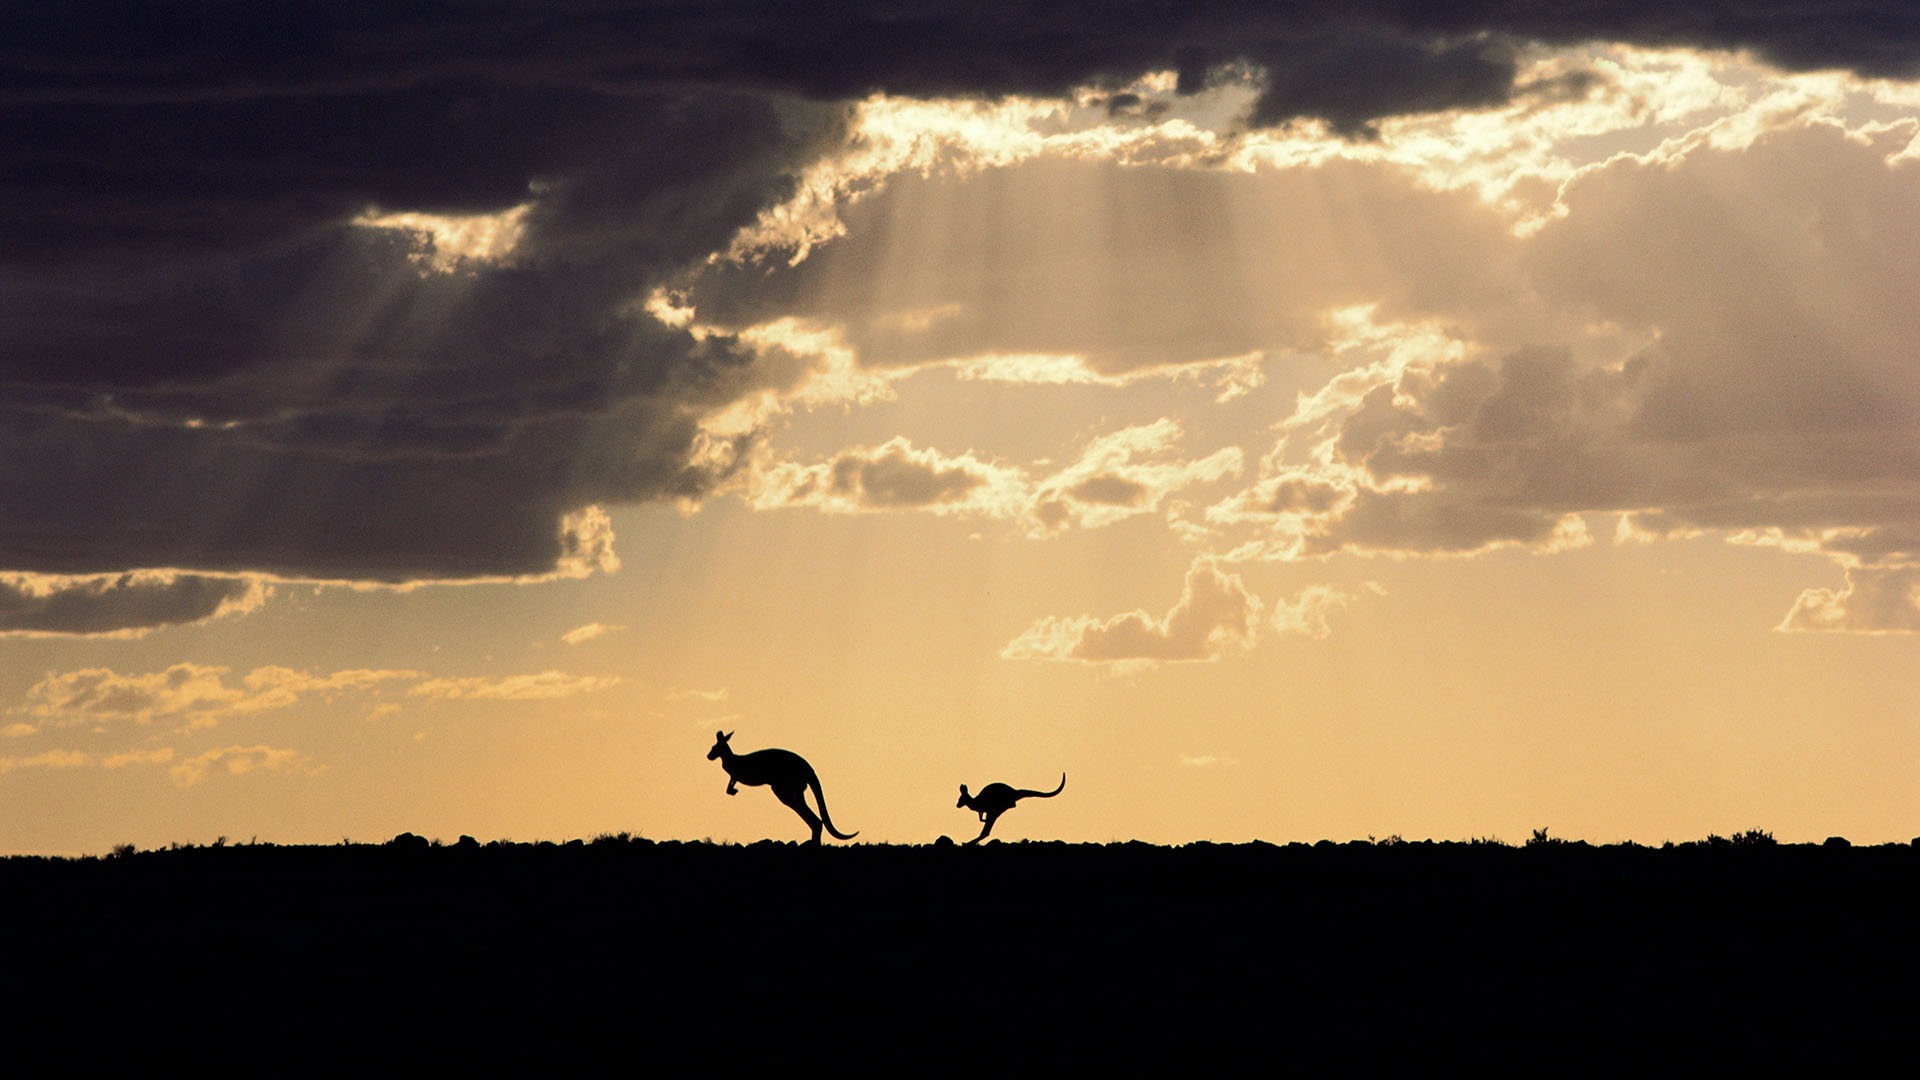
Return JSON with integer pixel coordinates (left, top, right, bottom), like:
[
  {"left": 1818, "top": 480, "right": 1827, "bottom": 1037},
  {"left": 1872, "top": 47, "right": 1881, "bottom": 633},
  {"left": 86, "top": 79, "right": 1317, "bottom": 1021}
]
[
  {"left": 956, "top": 773, "right": 1065, "bottom": 844},
  {"left": 706, "top": 730, "right": 858, "bottom": 845}
]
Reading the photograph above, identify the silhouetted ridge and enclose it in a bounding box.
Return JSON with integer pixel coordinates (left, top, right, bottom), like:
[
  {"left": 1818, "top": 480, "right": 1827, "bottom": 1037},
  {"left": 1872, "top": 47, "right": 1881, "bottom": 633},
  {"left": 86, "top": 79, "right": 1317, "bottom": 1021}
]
[{"left": 5, "top": 836, "right": 1916, "bottom": 1070}]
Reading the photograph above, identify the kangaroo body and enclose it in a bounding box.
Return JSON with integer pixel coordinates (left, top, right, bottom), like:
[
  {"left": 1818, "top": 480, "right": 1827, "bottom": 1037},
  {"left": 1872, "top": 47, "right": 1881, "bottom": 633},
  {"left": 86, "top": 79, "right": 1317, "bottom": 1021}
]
[
  {"left": 957, "top": 773, "right": 1065, "bottom": 844},
  {"left": 707, "top": 731, "right": 857, "bottom": 845}
]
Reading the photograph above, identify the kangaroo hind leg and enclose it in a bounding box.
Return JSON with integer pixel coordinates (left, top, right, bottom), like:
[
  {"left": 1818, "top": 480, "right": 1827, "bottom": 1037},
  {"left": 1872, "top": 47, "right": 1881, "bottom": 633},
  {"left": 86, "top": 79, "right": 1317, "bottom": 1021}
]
[
  {"left": 774, "top": 782, "right": 825, "bottom": 846},
  {"left": 969, "top": 809, "right": 1001, "bottom": 845}
]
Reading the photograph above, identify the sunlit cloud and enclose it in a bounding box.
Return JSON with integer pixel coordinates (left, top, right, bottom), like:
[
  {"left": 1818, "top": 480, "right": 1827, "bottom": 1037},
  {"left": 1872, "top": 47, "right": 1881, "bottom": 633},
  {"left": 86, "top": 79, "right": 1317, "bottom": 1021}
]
[
  {"left": 550, "top": 506, "right": 624, "bottom": 580},
  {"left": 20, "top": 664, "right": 423, "bottom": 728},
  {"left": 749, "top": 437, "right": 1026, "bottom": 517},
  {"left": 169, "top": 745, "right": 323, "bottom": 787},
  {"left": 732, "top": 317, "right": 907, "bottom": 410},
  {"left": 666, "top": 687, "right": 730, "bottom": 703},
  {"left": 1141, "top": 107, "right": 1920, "bottom": 631},
  {"left": 1002, "top": 557, "right": 1264, "bottom": 668},
  {"left": 561, "top": 622, "right": 628, "bottom": 646},
  {"left": 727, "top": 76, "right": 1238, "bottom": 262},
  {"left": 24, "top": 664, "right": 246, "bottom": 727},
  {"left": 951, "top": 350, "right": 1267, "bottom": 403},
  {"left": 352, "top": 203, "right": 534, "bottom": 272},
  {"left": 1778, "top": 568, "right": 1920, "bottom": 634},
  {"left": 745, "top": 421, "right": 1241, "bottom": 538},
  {"left": 1271, "top": 582, "right": 1384, "bottom": 639},
  {"left": 0, "top": 749, "right": 91, "bottom": 776},
  {"left": 1002, "top": 558, "right": 1376, "bottom": 668},
  {"left": 102, "top": 748, "right": 176, "bottom": 770},
  {"left": 8, "top": 740, "right": 315, "bottom": 785},
  {"left": 1028, "top": 420, "right": 1242, "bottom": 535},
  {"left": 407, "top": 672, "right": 623, "bottom": 701}
]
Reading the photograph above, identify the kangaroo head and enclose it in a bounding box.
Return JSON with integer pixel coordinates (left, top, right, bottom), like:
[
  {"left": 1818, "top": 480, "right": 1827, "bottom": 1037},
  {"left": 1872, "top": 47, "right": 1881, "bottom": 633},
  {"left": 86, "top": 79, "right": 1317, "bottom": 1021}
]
[
  {"left": 956, "top": 784, "right": 971, "bottom": 808},
  {"left": 706, "top": 730, "right": 733, "bottom": 760}
]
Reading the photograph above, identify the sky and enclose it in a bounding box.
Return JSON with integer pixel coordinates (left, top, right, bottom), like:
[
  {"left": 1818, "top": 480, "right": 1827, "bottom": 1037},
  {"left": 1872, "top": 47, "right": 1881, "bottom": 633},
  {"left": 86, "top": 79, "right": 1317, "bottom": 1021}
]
[{"left": 5, "top": 2, "right": 1920, "bottom": 853}]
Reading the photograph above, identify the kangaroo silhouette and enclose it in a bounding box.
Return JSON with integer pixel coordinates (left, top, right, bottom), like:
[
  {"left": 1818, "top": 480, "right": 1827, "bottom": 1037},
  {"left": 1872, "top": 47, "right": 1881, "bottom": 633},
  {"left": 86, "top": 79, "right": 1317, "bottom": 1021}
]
[
  {"left": 707, "top": 730, "right": 858, "bottom": 845},
  {"left": 956, "top": 773, "right": 1065, "bottom": 844}
]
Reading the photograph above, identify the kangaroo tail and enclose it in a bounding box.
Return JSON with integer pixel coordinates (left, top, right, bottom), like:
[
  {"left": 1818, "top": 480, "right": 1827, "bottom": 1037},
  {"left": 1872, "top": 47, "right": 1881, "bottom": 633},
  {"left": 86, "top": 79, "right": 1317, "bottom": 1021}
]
[
  {"left": 809, "top": 772, "right": 859, "bottom": 841},
  {"left": 1017, "top": 773, "right": 1067, "bottom": 800}
]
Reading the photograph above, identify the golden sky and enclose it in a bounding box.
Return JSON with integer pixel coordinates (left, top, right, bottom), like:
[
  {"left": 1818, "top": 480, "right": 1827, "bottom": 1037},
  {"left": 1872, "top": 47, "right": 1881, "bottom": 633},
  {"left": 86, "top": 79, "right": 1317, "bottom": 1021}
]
[{"left": 4, "top": 15, "right": 1919, "bottom": 852}]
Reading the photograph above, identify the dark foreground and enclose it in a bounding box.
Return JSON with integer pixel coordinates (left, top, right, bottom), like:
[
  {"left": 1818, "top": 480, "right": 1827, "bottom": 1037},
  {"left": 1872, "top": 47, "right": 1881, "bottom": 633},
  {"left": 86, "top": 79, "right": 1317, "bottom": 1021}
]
[{"left": 5, "top": 835, "right": 1916, "bottom": 1068}]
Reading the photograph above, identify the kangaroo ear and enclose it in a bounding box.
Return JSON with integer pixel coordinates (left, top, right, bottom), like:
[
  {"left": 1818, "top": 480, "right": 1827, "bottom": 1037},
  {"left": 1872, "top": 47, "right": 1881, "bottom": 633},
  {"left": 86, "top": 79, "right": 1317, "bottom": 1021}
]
[{"left": 721, "top": 730, "right": 733, "bottom": 741}]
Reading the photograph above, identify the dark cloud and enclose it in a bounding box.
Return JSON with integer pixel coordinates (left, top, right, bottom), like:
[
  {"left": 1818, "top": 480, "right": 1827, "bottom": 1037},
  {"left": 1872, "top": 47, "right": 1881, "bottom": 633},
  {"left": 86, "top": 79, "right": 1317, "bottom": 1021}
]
[
  {"left": 7, "top": 1, "right": 1920, "bottom": 632},
  {"left": 1, "top": 86, "right": 823, "bottom": 584},
  {"left": 0, "top": 573, "right": 266, "bottom": 637},
  {"left": 10, "top": 4, "right": 1917, "bottom": 136}
]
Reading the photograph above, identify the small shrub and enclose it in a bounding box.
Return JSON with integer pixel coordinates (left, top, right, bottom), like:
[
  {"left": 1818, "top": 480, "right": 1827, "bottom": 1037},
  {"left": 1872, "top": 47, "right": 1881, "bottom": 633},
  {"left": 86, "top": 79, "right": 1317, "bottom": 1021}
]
[
  {"left": 1731, "top": 828, "right": 1775, "bottom": 847},
  {"left": 1526, "top": 827, "right": 1563, "bottom": 847}
]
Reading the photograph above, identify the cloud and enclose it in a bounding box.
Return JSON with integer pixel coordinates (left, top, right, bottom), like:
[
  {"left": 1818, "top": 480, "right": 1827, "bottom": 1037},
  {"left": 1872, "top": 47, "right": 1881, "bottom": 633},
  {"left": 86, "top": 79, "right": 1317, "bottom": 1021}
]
[
  {"left": 561, "top": 622, "right": 627, "bottom": 646},
  {"left": 749, "top": 421, "right": 1241, "bottom": 538},
  {"left": 949, "top": 351, "right": 1268, "bottom": 404},
  {"left": 10, "top": 5, "right": 1920, "bottom": 636},
  {"left": 15, "top": 663, "right": 617, "bottom": 736},
  {"left": 168, "top": 745, "right": 322, "bottom": 787},
  {"left": 21, "top": 664, "right": 421, "bottom": 727},
  {"left": 10, "top": 6, "right": 1916, "bottom": 149},
  {"left": 1030, "top": 421, "right": 1243, "bottom": 534},
  {"left": 1, "top": 41, "right": 840, "bottom": 609},
  {"left": 406, "top": 672, "right": 623, "bottom": 701},
  {"left": 1779, "top": 567, "right": 1920, "bottom": 634},
  {"left": 102, "top": 748, "right": 176, "bottom": 770},
  {"left": 0, "top": 749, "right": 91, "bottom": 776},
  {"left": 691, "top": 154, "right": 1518, "bottom": 383},
  {"left": 1002, "top": 556, "right": 1263, "bottom": 666},
  {"left": 1179, "top": 116, "right": 1920, "bottom": 632},
  {"left": 1272, "top": 583, "right": 1384, "bottom": 639},
  {"left": 0, "top": 572, "right": 269, "bottom": 637},
  {"left": 750, "top": 437, "right": 1026, "bottom": 516},
  {"left": 0, "top": 744, "right": 299, "bottom": 786},
  {"left": 666, "top": 688, "right": 731, "bottom": 703}
]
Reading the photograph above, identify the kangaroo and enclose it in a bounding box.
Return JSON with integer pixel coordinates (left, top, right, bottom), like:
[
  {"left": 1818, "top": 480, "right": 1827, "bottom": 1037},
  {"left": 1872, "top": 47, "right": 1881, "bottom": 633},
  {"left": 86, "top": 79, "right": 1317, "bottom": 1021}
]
[
  {"left": 956, "top": 773, "right": 1065, "bottom": 844},
  {"left": 706, "top": 731, "right": 858, "bottom": 845}
]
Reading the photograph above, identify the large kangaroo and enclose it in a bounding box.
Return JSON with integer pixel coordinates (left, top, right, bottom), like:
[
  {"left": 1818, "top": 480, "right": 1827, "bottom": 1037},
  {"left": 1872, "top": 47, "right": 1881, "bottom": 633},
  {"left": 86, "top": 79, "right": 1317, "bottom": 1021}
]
[
  {"left": 707, "top": 731, "right": 858, "bottom": 845},
  {"left": 956, "top": 773, "right": 1065, "bottom": 844}
]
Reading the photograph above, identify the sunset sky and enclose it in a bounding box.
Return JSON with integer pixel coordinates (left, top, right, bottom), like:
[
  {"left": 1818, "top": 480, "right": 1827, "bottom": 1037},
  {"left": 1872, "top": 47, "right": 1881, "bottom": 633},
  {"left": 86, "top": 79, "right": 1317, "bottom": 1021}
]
[{"left": 5, "top": 3, "right": 1920, "bottom": 853}]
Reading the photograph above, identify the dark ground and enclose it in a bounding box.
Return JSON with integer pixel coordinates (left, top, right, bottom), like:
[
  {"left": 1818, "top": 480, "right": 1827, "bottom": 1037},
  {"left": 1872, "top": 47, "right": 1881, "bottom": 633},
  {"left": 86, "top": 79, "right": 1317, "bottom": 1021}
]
[{"left": 4, "top": 834, "right": 1915, "bottom": 1069}]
